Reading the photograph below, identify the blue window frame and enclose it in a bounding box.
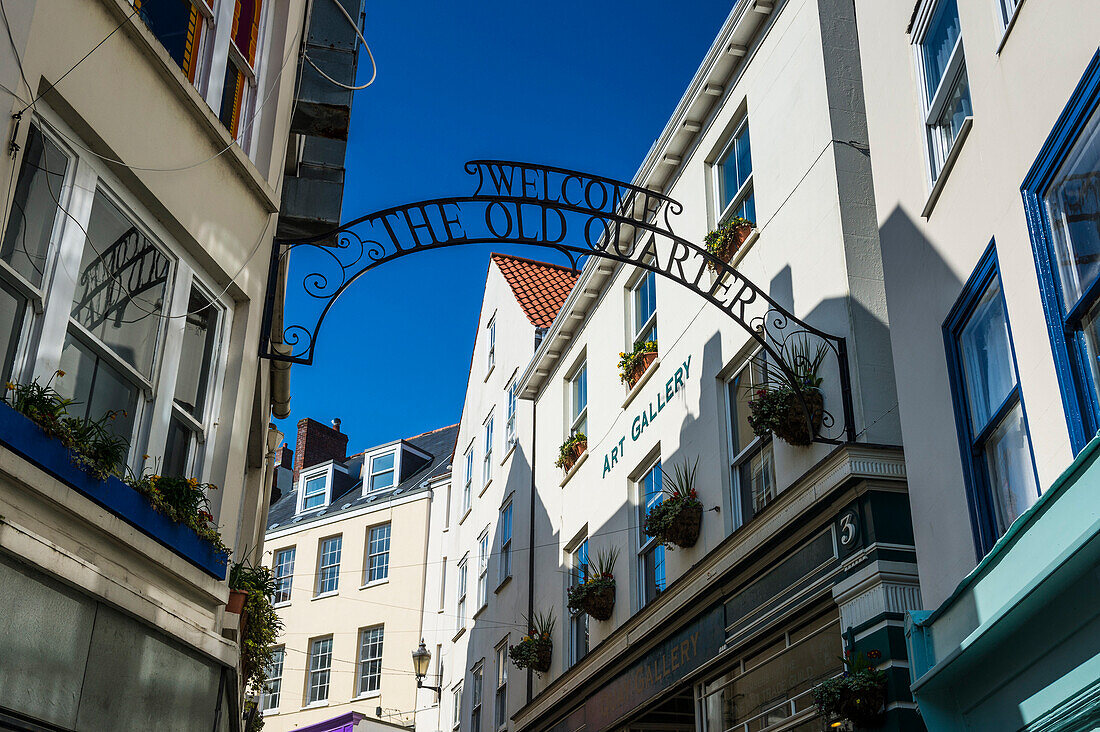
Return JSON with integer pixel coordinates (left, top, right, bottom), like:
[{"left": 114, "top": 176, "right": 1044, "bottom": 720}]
[
  {"left": 944, "top": 243, "right": 1039, "bottom": 557},
  {"left": 1022, "top": 50, "right": 1100, "bottom": 454}
]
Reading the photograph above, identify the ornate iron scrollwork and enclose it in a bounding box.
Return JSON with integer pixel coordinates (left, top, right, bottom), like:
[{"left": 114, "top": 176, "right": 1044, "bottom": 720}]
[{"left": 261, "top": 160, "right": 855, "bottom": 443}]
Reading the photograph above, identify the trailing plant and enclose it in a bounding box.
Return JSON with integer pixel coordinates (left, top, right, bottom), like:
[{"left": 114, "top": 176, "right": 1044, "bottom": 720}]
[
  {"left": 567, "top": 547, "right": 618, "bottom": 620},
  {"left": 643, "top": 459, "right": 704, "bottom": 549},
  {"left": 812, "top": 649, "right": 887, "bottom": 728},
  {"left": 229, "top": 558, "right": 284, "bottom": 702},
  {"left": 4, "top": 372, "right": 129, "bottom": 480},
  {"left": 509, "top": 610, "right": 555, "bottom": 673},
  {"left": 126, "top": 472, "right": 230, "bottom": 556},
  {"left": 617, "top": 340, "right": 658, "bottom": 384},
  {"left": 555, "top": 432, "right": 588, "bottom": 471},
  {"left": 704, "top": 216, "right": 755, "bottom": 271},
  {"left": 747, "top": 338, "right": 829, "bottom": 446}
]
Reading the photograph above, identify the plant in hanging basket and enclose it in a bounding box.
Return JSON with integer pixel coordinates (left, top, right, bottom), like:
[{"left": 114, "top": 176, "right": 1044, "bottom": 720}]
[
  {"left": 567, "top": 548, "right": 618, "bottom": 621},
  {"left": 509, "top": 610, "right": 555, "bottom": 673},
  {"left": 618, "top": 340, "right": 658, "bottom": 387},
  {"left": 747, "top": 338, "right": 828, "bottom": 447},
  {"left": 555, "top": 432, "right": 588, "bottom": 472},
  {"left": 704, "top": 217, "right": 755, "bottom": 272},
  {"left": 812, "top": 650, "right": 888, "bottom": 729},
  {"left": 643, "top": 460, "right": 703, "bottom": 549},
  {"left": 227, "top": 558, "right": 284, "bottom": 706}
]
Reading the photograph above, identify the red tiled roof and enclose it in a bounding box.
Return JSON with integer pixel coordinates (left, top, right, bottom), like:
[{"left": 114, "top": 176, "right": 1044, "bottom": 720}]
[{"left": 491, "top": 253, "right": 579, "bottom": 329}]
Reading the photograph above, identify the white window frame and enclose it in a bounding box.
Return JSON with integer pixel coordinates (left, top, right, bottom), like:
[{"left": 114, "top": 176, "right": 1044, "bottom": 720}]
[
  {"left": 505, "top": 378, "right": 518, "bottom": 450},
  {"left": 499, "top": 500, "right": 513, "bottom": 583},
  {"left": 724, "top": 354, "right": 777, "bottom": 529},
  {"left": 636, "top": 457, "right": 665, "bottom": 608},
  {"left": 471, "top": 660, "right": 484, "bottom": 732},
  {"left": 567, "top": 358, "right": 588, "bottom": 438},
  {"left": 306, "top": 636, "right": 333, "bottom": 705},
  {"left": 457, "top": 554, "right": 468, "bottom": 633},
  {"left": 260, "top": 645, "right": 284, "bottom": 712},
  {"left": 356, "top": 625, "right": 384, "bottom": 697},
  {"left": 208, "top": 0, "right": 273, "bottom": 155},
  {"left": 629, "top": 270, "right": 657, "bottom": 347},
  {"left": 0, "top": 112, "right": 232, "bottom": 480},
  {"left": 912, "top": 0, "right": 972, "bottom": 184},
  {"left": 494, "top": 640, "right": 509, "bottom": 731},
  {"left": 463, "top": 445, "right": 474, "bottom": 514},
  {"left": 367, "top": 450, "right": 397, "bottom": 493},
  {"left": 482, "top": 413, "right": 494, "bottom": 487},
  {"left": 452, "top": 683, "right": 463, "bottom": 730},
  {"left": 486, "top": 315, "right": 496, "bottom": 374},
  {"left": 315, "top": 534, "right": 342, "bottom": 596},
  {"left": 711, "top": 117, "right": 755, "bottom": 225},
  {"left": 272, "top": 546, "right": 295, "bottom": 605},
  {"left": 365, "top": 522, "right": 391, "bottom": 585},
  {"left": 439, "top": 556, "right": 447, "bottom": 612},
  {"left": 477, "top": 529, "right": 489, "bottom": 609},
  {"left": 568, "top": 537, "right": 589, "bottom": 666},
  {"left": 298, "top": 462, "right": 342, "bottom": 514}
]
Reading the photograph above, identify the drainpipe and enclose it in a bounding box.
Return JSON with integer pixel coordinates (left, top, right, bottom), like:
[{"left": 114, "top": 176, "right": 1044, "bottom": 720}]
[
  {"left": 527, "top": 403, "right": 536, "bottom": 703},
  {"left": 269, "top": 239, "right": 292, "bottom": 420}
]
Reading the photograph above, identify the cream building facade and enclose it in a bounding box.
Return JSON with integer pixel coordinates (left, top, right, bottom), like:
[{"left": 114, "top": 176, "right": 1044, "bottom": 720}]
[
  {"left": 850, "top": 0, "right": 1100, "bottom": 728},
  {"left": 262, "top": 419, "right": 458, "bottom": 732},
  {"left": 0, "top": 0, "right": 359, "bottom": 729}
]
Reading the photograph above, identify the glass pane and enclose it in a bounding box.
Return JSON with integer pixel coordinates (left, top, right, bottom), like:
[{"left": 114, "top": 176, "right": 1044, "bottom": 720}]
[
  {"left": 1044, "top": 104, "right": 1100, "bottom": 311},
  {"left": 639, "top": 460, "right": 664, "bottom": 540},
  {"left": 959, "top": 279, "right": 1015, "bottom": 432},
  {"left": 0, "top": 279, "right": 26, "bottom": 384},
  {"left": 137, "top": 0, "right": 203, "bottom": 79},
  {"left": 2, "top": 125, "right": 69, "bottom": 287},
  {"left": 984, "top": 402, "right": 1038, "bottom": 535},
  {"left": 303, "top": 475, "right": 326, "bottom": 509},
  {"left": 922, "top": 0, "right": 961, "bottom": 102},
  {"left": 219, "top": 63, "right": 245, "bottom": 138},
  {"left": 71, "top": 191, "right": 170, "bottom": 377},
  {"left": 57, "top": 334, "right": 138, "bottom": 442},
  {"left": 729, "top": 363, "right": 761, "bottom": 457},
  {"left": 931, "top": 67, "right": 972, "bottom": 168},
  {"left": 633, "top": 272, "right": 656, "bottom": 340},
  {"left": 231, "top": 0, "right": 262, "bottom": 65},
  {"left": 176, "top": 287, "right": 217, "bottom": 418},
  {"left": 163, "top": 414, "right": 193, "bottom": 476},
  {"left": 720, "top": 125, "right": 753, "bottom": 212},
  {"left": 572, "top": 365, "right": 587, "bottom": 422},
  {"left": 643, "top": 545, "right": 666, "bottom": 603}
]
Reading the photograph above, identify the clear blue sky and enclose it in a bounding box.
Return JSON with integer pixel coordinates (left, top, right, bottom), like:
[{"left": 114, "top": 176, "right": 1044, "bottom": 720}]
[{"left": 275, "top": 1, "right": 734, "bottom": 453}]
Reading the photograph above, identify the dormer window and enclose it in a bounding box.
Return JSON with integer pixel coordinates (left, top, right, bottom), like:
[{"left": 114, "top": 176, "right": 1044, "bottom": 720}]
[
  {"left": 302, "top": 474, "right": 328, "bottom": 511},
  {"left": 369, "top": 452, "right": 396, "bottom": 492}
]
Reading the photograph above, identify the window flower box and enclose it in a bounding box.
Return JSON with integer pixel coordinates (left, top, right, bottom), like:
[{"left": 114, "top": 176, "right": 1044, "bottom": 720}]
[
  {"left": 555, "top": 433, "right": 587, "bottom": 472},
  {"left": 619, "top": 340, "right": 658, "bottom": 388},
  {"left": 0, "top": 400, "right": 229, "bottom": 579},
  {"left": 705, "top": 217, "right": 755, "bottom": 272}
]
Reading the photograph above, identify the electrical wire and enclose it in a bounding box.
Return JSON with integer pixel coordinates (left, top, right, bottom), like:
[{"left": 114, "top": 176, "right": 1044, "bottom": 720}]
[{"left": 301, "top": 0, "right": 378, "bottom": 92}]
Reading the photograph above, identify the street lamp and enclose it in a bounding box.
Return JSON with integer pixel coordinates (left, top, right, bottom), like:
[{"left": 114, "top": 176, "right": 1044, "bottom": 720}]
[{"left": 412, "top": 639, "right": 442, "bottom": 693}]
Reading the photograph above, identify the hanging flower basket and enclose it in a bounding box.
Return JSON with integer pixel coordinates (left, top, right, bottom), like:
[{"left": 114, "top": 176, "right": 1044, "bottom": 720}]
[
  {"left": 619, "top": 340, "right": 658, "bottom": 387},
  {"left": 812, "top": 651, "right": 888, "bottom": 729},
  {"left": 510, "top": 610, "right": 555, "bottom": 673},
  {"left": 566, "top": 548, "right": 618, "bottom": 621},
  {"left": 750, "top": 386, "right": 824, "bottom": 446},
  {"left": 643, "top": 461, "right": 703, "bottom": 549},
  {"left": 555, "top": 433, "right": 588, "bottom": 472},
  {"left": 704, "top": 217, "right": 755, "bottom": 272}
]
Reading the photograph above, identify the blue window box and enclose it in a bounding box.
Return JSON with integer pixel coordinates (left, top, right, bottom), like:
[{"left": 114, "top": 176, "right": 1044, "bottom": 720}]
[{"left": 0, "top": 400, "right": 228, "bottom": 580}]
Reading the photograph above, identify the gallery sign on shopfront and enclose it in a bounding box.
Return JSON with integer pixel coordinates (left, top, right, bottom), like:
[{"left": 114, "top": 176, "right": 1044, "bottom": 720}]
[{"left": 582, "top": 604, "right": 725, "bottom": 731}]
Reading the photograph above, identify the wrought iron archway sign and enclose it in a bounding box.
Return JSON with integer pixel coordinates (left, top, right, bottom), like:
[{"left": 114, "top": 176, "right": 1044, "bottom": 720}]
[{"left": 261, "top": 160, "right": 856, "bottom": 443}]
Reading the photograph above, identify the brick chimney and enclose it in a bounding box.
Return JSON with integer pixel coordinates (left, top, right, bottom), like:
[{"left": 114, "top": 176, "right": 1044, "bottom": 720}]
[
  {"left": 278, "top": 444, "right": 293, "bottom": 471},
  {"left": 293, "top": 418, "right": 348, "bottom": 483}
]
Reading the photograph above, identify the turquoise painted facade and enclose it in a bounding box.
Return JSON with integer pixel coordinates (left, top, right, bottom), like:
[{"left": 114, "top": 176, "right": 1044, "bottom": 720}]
[{"left": 905, "top": 434, "right": 1100, "bottom": 731}]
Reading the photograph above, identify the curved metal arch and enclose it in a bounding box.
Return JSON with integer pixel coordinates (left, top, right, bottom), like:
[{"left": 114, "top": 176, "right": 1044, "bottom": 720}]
[{"left": 261, "top": 160, "right": 856, "bottom": 443}]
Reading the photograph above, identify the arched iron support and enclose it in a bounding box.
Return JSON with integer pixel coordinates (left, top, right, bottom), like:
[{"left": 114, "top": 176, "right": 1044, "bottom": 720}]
[{"left": 261, "top": 160, "right": 856, "bottom": 443}]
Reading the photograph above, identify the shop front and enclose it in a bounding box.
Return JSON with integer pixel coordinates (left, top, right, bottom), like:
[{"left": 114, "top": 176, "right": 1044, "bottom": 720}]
[{"left": 518, "top": 447, "right": 921, "bottom": 732}]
